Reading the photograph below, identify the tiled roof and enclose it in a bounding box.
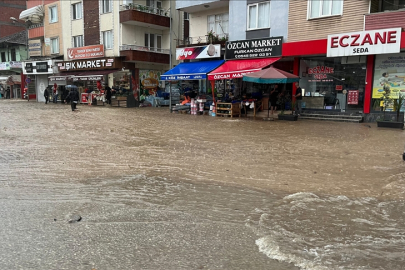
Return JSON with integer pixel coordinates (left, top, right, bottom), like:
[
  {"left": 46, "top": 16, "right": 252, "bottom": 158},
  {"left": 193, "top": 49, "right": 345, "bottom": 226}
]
[{"left": 0, "top": 31, "right": 28, "bottom": 46}]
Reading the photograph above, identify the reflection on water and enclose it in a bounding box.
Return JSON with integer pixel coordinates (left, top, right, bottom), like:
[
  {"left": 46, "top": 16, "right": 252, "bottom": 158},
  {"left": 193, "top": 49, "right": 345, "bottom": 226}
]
[{"left": 1, "top": 100, "right": 405, "bottom": 269}]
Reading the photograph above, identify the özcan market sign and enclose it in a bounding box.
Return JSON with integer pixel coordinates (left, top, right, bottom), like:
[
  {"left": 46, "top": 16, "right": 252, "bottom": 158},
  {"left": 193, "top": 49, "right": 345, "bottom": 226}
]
[
  {"left": 225, "top": 37, "right": 283, "bottom": 60},
  {"left": 327, "top": 28, "right": 401, "bottom": 57}
]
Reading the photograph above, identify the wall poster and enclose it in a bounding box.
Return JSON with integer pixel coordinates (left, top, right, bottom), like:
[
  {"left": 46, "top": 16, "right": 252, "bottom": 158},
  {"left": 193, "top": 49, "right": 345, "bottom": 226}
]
[{"left": 373, "top": 52, "right": 405, "bottom": 99}]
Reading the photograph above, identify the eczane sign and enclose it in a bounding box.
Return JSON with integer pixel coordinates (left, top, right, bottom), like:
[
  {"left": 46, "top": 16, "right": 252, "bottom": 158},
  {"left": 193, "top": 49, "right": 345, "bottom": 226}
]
[{"left": 327, "top": 28, "right": 401, "bottom": 57}]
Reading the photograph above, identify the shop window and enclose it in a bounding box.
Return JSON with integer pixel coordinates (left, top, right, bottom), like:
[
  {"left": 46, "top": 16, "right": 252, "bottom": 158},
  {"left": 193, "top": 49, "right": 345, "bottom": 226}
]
[
  {"left": 382, "top": 0, "right": 405, "bottom": 11},
  {"left": 1, "top": 52, "right": 6, "bottom": 62},
  {"left": 11, "top": 49, "right": 16, "bottom": 61},
  {"left": 72, "top": 2, "right": 83, "bottom": 20},
  {"left": 73, "top": 35, "right": 84, "bottom": 48},
  {"left": 102, "top": 31, "right": 113, "bottom": 49},
  {"left": 101, "top": 0, "right": 112, "bottom": 13},
  {"left": 247, "top": 2, "right": 270, "bottom": 30},
  {"left": 207, "top": 13, "right": 229, "bottom": 38},
  {"left": 299, "top": 56, "right": 366, "bottom": 111},
  {"left": 49, "top": 6, "right": 58, "bottom": 23},
  {"left": 308, "top": 0, "right": 343, "bottom": 19},
  {"left": 51, "top": 38, "right": 59, "bottom": 54}
]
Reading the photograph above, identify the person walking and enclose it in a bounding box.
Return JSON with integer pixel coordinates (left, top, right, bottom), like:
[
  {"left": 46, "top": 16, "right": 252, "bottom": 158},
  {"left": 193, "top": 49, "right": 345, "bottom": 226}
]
[
  {"left": 294, "top": 82, "right": 302, "bottom": 116},
  {"left": 44, "top": 87, "right": 50, "bottom": 104},
  {"left": 270, "top": 84, "right": 279, "bottom": 115},
  {"left": 105, "top": 86, "right": 112, "bottom": 105},
  {"left": 64, "top": 87, "right": 79, "bottom": 111}
]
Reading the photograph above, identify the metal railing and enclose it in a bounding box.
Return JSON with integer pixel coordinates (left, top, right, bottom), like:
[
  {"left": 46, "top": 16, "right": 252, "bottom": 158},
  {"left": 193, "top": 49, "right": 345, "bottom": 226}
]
[
  {"left": 176, "top": 34, "right": 228, "bottom": 46},
  {"left": 120, "top": 44, "right": 170, "bottom": 54},
  {"left": 28, "top": 23, "right": 44, "bottom": 29},
  {"left": 119, "top": 3, "right": 169, "bottom": 17}
]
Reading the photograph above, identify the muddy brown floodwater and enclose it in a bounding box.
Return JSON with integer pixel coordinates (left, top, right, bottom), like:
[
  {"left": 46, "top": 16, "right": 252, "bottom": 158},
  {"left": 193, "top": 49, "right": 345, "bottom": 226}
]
[{"left": 1, "top": 100, "right": 405, "bottom": 270}]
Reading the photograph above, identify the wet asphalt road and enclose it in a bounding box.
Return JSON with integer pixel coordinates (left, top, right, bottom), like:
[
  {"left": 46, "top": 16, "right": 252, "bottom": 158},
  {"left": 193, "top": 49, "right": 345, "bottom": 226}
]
[{"left": 1, "top": 100, "right": 404, "bottom": 269}]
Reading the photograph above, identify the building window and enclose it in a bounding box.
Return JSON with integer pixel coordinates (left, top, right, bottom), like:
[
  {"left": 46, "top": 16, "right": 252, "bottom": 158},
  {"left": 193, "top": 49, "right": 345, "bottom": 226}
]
[
  {"left": 1, "top": 52, "right": 6, "bottom": 62},
  {"left": 144, "top": 33, "right": 162, "bottom": 51},
  {"left": 72, "top": 2, "right": 83, "bottom": 20},
  {"left": 11, "top": 49, "right": 16, "bottom": 61},
  {"left": 308, "top": 0, "right": 343, "bottom": 19},
  {"left": 102, "top": 31, "right": 113, "bottom": 49},
  {"left": 72, "top": 35, "right": 84, "bottom": 48},
  {"left": 51, "top": 38, "right": 59, "bottom": 54},
  {"left": 49, "top": 6, "right": 58, "bottom": 23},
  {"left": 247, "top": 2, "right": 270, "bottom": 30},
  {"left": 101, "top": 0, "right": 112, "bottom": 13},
  {"left": 207, "top": 13, "right": 229, "bottom": 37},
  {"left": 382, "top": 0, "right": 405, "bottom": 11},
  {"left": 184, "top": 12, "right": 189, "bottom": 20}
]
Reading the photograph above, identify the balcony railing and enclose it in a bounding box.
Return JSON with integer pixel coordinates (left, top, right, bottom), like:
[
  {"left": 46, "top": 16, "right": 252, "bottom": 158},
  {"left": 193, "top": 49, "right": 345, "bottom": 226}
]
[
  {"left": 119, "top": 3, "right": 169, "bottom": 17},
  {"left": 120, "top": 44, "right": 170, "bottom": 54},
  {"left": 176, "top": 34, "right": 228, "bottom": 47},
  {"left": 28, "top": 23, "right": 44, "bottom": 29}
]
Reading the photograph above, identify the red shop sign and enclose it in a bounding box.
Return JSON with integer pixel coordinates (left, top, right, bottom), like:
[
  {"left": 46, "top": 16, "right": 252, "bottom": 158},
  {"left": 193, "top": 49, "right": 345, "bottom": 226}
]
[{"left": 67, "top": 45, "right": 105, "bottom": 60}]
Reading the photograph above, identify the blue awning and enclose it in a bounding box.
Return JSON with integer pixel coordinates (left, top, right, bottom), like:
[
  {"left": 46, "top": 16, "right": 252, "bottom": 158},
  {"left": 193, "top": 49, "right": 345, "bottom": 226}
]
[{"left": 160, "top": 60, "right": 224, "bottom": 81}]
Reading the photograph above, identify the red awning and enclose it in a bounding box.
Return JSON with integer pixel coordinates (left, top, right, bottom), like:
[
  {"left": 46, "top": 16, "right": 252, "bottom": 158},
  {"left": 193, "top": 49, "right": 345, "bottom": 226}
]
[{"left": 207, "top": 58, "right": 280, "bottom": 81}]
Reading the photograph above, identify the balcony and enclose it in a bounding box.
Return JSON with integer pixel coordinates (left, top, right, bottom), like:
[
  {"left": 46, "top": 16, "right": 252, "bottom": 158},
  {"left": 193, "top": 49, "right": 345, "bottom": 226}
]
[
  {"left": 176, "top": 0, "right": 229, "bottom": 13},
  {"left": 120, "top": 45, "right": 170, "bottom": 64},
  {"left": 119, "top": 4, "right": 170, "bottom": 29},
  {"left": 28, "top": 25, "right": 44, "bottom": 39},
  {"left": 176, "top": 34, "right": 228, "bottom": 48},
  {"left": 365, "top": 9, "right": 405, "bottom": 31}
]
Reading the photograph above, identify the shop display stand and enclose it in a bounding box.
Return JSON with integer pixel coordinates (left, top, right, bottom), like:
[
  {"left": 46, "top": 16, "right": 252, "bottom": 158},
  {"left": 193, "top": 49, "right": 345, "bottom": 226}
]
[{"left": 216, "top": 102, "right": 241, "bottom": 118}]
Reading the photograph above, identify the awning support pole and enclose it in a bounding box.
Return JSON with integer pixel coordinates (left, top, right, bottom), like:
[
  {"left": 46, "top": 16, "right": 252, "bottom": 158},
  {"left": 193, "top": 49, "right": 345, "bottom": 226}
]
[{"left": 210, "top": 80, "right": 216, "bottom": 108}]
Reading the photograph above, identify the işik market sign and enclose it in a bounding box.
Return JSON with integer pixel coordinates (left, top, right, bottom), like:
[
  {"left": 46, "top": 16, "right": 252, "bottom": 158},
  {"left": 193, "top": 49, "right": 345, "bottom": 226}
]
[
  {"left": 327, "top": 28, "right": 401, "bottom": 57},
  {"left": 59, "top": 58, "right": 115, "bottom": 71},
  {"left": 225, "top": 37, "right": 283, "bottom": 60}
]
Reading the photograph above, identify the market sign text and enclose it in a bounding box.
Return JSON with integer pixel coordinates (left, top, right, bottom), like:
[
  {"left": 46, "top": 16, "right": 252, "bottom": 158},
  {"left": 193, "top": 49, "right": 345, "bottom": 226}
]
[
  {"left": 225, "top": 37, "right": 283, "bottom": 60},
  {"left": 327, "top": 28, "right": 401, "bottom": 57},
  {"left": 60, "top": 59, "right": 114, "bottom": 71}
]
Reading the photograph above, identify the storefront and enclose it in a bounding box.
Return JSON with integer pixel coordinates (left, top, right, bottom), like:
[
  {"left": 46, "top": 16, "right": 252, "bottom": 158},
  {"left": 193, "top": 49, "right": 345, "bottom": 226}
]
[
  {"left": 0, "top": 61, "right": 24, "bottom": 99},
  {"left": 160, "top": 59, "right": 225, "bottom": 110},
  {"left": 207, "top": 37, "right": 284, "bottom": 115},
  {"left": 22, "top": 60, "right": 59, "bottom": 102},
  {"left": 283, "top": 27, "right": 405, "bottom": 117},
  {"left": 57, "top": 56, "right": 135, "bottom": 107}
]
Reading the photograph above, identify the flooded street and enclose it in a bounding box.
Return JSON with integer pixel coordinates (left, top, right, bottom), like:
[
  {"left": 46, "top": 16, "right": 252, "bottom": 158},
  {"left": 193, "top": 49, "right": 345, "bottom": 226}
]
[{"left": 1, "top": 100, "right": 405, "bottom": 269}]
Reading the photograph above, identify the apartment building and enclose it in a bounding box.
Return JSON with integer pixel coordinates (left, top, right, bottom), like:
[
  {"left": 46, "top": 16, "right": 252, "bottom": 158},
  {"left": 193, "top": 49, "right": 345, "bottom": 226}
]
[
  {"left": 285, "top": 0, "right": 405, "bottom": 119},
  {"left": 165, "top": 0, "right": 289, "bottom": 107},
  {"left": 46, "top": 0, "right": 181, "bottom": 106},
  {"left": 18, "top": 0, "right": 62, "bottom": 102},
  {"left": 0, "top": 0, "right": 27, "bottom": 98}
]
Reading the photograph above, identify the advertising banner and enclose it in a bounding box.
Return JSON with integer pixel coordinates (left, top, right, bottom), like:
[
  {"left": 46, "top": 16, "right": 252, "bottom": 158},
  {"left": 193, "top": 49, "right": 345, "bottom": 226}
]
[
  {"left": 372, "top": 52, "right": 405, "bottom": 99},
  {"left": 176, "top": 45, "right": 221, "bottom": 60},
  {"left": 0, "top": 62, "right": 10, "bottom": 70},
  {"left": 29, "top": 39, "right": 42, "bottom": 57},
  {"left": 225, "top": 37, "right": 283, "bottom": 60},
  {"left": 347, "top": 90, "right": 359, "bottom": 105},
  {"left": 67, "top": 45, "right": 105, "bottom": 60},
  {"left": 140, "top": 70, "right": 161, "bottom": 95},
  {"left": 327, "top": 28, "right": 401, "bottom": 57}
]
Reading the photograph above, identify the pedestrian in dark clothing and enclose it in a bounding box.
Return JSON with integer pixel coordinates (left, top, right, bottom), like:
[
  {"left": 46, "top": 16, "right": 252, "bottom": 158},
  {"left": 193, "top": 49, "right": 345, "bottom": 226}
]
[
  {"left": 44, "top": 87, "right": 50, "bottom": 104},
  {"left": 65, "top": 87, "right": 80, "bottom": 111},
  {"left": 105, "top": 86, "right": 112, "bottom": 105},
  {"left": 294, "top": 82, "right": 303, "bottom": 116},
  {"left": 270, "top": 84, "right": 279, "bottom": 115}
]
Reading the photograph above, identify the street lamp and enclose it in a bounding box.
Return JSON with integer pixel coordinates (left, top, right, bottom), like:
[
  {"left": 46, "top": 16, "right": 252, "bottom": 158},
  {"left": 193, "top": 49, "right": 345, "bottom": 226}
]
[{"left": 10, "top": 17, "right": 30, "bottom": 101}]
